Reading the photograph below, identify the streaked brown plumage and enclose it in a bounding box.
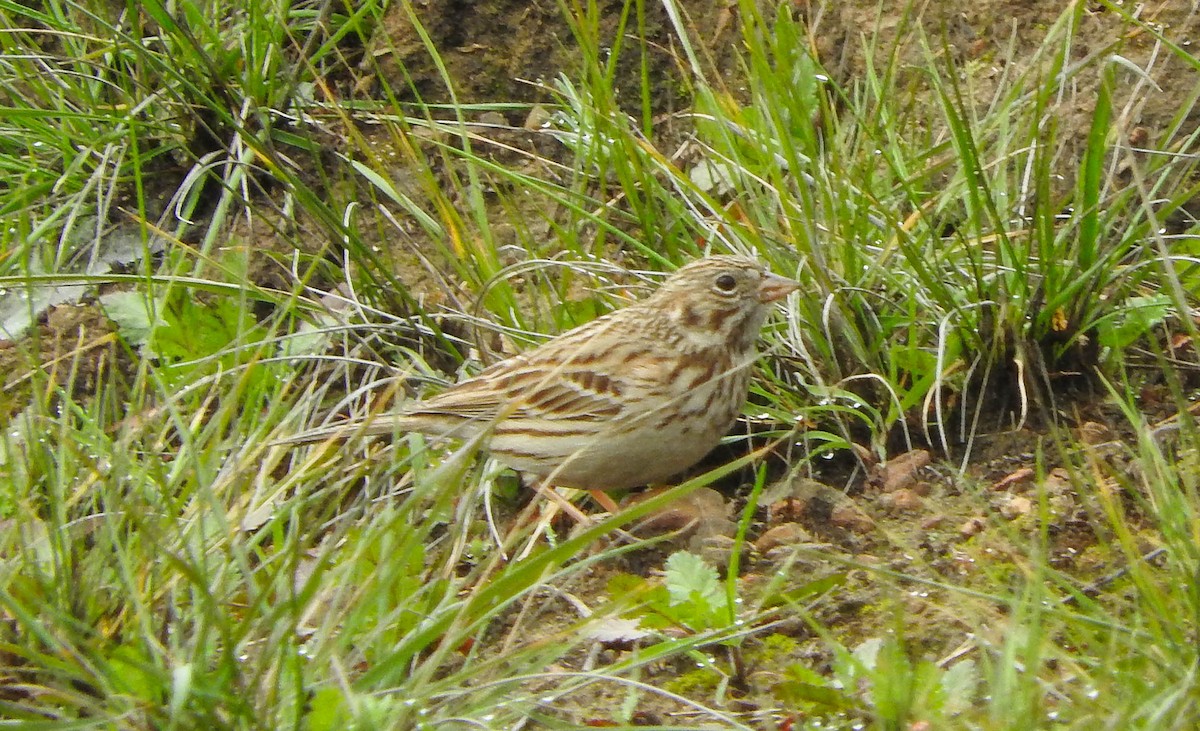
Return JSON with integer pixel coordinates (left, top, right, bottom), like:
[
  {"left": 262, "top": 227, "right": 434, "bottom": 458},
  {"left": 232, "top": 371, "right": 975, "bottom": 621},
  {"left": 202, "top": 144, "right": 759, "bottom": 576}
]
[{"left": 298, "top": 255, "right": 798, "bottom": 491}]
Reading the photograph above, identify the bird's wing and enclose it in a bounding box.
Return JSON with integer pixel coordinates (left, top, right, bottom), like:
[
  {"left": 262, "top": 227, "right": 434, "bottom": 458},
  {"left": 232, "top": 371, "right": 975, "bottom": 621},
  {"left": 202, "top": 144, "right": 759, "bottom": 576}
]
[
  {"left": 411, "top": 360, "right": 629, "bottom": 423},
  {"left": 409, "top": 312, "right": 671, "bottom": 424},
  {"left": 505, "top": 365, "right": 626, "bottom": 420},
  {"left": 402, "top": 375, "right": 507, "bottom": 420}
]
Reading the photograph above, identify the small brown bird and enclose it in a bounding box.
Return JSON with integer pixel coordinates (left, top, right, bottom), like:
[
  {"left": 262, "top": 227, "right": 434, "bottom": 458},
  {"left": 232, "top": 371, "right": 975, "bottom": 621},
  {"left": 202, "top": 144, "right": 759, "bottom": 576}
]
[{"left": 296, "top": 255, "right": 798, "bottom": 492}]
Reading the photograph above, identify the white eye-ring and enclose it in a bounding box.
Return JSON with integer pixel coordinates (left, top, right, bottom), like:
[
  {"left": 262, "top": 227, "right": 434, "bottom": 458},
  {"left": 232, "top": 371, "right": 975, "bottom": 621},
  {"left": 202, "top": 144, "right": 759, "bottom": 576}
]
[{"left": 714, "top": 273, "right": 737, "bottom": 293}]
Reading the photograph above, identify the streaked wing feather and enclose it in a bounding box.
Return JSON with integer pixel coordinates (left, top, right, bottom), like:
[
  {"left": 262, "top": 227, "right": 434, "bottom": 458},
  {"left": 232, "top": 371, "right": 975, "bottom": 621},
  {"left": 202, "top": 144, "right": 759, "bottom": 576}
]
[
  {"left": 405, "top": 311, "right": 668, "bottom": 425},
  {"left": 401, "top": 376, "right": 506, "bottom": 420},
  {"left": 409, "top": 366, "right": 628, "bottom": 422},
  {"left": 508, "top": 367, "right": 624, "bottom": 420},
  {"left": 499, "top": 312, "right": 671, "bottom": 421}
]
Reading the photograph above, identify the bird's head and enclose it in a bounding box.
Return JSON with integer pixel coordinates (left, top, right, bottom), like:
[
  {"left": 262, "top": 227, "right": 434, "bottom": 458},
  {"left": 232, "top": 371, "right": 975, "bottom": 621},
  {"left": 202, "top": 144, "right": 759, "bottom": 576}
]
[{"left": 650, "top": 255, "right": 798, "bottom": 352}]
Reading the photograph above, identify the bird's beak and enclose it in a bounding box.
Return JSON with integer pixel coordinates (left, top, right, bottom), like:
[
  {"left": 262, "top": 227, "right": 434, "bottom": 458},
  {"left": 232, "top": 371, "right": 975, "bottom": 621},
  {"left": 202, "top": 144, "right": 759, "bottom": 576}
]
[{"left": 757, "top": 272, "right": 800, "bottom": 303}]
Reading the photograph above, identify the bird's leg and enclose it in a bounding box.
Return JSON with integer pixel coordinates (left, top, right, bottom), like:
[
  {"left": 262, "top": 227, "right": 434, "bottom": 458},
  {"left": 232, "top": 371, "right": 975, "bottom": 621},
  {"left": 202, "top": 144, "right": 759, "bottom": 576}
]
[
  {"left": 530, "top": 480, "right": 594, "bottom": 524},
  {"left": 508, "top": 481, "right": 595, "bottom": 561},
  {"left": 588, "top": 489, "right": 620, "bottom": 514}
]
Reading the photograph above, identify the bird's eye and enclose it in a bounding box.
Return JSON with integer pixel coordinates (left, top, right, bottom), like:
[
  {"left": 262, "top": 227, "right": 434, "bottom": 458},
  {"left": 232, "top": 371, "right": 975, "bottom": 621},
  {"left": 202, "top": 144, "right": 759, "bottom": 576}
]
[{"left": 714, "top": 273, "right": 738, "bottom": 293}]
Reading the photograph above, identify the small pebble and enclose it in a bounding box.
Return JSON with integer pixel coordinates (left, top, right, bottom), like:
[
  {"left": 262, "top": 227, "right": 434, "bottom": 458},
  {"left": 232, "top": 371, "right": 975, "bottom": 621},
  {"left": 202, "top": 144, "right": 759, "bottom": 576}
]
[
  {"left": 754, "top": 522, "right": 812, "bottom": 553},
  {"left": 880, "top": 488, "right": 924, "bottom": 512},
  {"left": 959, "top": 517, "right": 987, "bottom": 537}
]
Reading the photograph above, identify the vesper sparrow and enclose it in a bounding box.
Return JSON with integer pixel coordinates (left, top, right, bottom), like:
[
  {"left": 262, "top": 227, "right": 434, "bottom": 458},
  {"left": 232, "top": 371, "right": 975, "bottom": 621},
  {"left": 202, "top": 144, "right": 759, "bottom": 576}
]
[{"left": 298, "top": 255, "right": 798, "bottom": 492}]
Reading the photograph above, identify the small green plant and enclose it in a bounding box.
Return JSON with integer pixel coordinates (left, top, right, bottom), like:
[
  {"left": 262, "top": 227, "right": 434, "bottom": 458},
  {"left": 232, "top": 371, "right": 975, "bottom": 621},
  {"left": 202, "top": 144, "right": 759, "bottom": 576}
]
[{"left": 609, "top": 551, "right": 733, "bottom": 635}]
